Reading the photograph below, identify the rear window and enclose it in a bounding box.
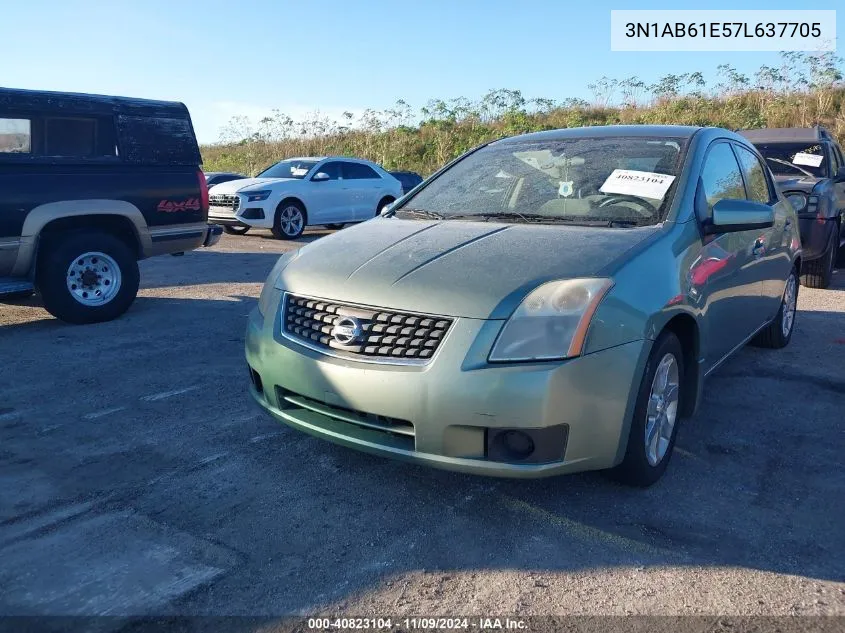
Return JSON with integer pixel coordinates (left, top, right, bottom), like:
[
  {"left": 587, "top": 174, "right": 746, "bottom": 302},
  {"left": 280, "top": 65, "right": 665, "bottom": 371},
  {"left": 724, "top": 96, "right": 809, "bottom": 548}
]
[
  {"left": 0, "top": 118, "right": 31, "bottom": 153},
  {"left": 754, "top": 143, "right": 827, "bottom": 178},
  {"left": 116, "top": 115, "right": 200, "bottom": 165}
]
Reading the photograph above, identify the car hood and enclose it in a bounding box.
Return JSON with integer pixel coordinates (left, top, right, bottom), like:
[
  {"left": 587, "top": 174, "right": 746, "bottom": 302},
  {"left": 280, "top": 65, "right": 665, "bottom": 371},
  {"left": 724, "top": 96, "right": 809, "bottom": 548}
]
[
  {"left": 276, "top": 218, "right": 660, "bottom": 319},
  {"left": 209, "top": 177, "right": 296, "bottom": 194},
  {"left": 773, "top": 174, "right": 823, "bottom": 193}
]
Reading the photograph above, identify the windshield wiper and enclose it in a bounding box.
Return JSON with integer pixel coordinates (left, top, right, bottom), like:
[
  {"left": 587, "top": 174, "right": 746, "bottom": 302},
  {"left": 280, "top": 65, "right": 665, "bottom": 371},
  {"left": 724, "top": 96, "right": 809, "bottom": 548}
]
[
  {"left": 448, "top": 212, "right": 538, "bottom": 223},
  {"left": 448, "top": 213, "right": 648, "bottom": 227},
  {"left": 765, "top": 157, "right": 814, "bottom": 178},
  {"left": 390, "top": 208, "right": 445, "bottom": 220}
]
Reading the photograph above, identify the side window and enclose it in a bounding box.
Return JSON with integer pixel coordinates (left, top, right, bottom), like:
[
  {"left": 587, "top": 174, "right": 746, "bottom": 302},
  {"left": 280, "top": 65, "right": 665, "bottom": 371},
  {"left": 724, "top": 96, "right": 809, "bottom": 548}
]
[
  {"left": 0, "top": 117, "right": 32, "bottom": 153},
  {"left": 734, "top": 145, "right": 772, "bottom": 204},
  {"left": 45, "top": 117, "right": 96, "bottom": 156},
  {"left": 316, "top": 162, "right": 341, "bottom": 180},
  {"left": 342, "top": 162, "right": 380, "bottom": 180},
  {"left": 700, "top": 142, "right": 747, "bottom": 213}
]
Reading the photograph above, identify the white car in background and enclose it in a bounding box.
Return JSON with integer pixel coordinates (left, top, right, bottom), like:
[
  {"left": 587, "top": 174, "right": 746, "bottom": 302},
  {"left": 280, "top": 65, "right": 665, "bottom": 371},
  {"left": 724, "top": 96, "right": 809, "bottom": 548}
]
[{"left": 208, "top": 157, "right": 403, "bottom": 239}]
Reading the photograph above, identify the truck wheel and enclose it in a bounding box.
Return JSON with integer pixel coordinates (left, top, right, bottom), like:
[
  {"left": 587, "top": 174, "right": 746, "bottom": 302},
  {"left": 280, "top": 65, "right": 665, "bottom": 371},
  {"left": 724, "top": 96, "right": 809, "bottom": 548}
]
[
  {"left": 37, "top": 230, "right": 140, "bottom": 324},
  {"left": 800, "top": 230, "right": 836, "bottom": 289}
]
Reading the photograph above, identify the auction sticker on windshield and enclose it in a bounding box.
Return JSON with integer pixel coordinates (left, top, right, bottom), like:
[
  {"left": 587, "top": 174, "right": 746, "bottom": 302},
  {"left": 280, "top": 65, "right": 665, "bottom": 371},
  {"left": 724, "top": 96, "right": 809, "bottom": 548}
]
[
  {"left": 792, "top": 152, "right": 824, "bottom": 167},
  {"left": 600, "top": 169, "right": 675, "bottom": 200}
]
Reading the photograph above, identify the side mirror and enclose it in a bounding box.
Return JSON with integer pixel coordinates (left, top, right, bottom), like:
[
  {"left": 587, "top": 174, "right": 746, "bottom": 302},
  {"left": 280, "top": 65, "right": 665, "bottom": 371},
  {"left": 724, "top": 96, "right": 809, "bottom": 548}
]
[
  {"left": 312, "top": 172, "right": 330, "bottom": 182},
  {"left": 704, "top": 199, "right": 774, "bottom": 235},
  {"left": 834, "top": 167, "right": 845, "bottom": 183}
]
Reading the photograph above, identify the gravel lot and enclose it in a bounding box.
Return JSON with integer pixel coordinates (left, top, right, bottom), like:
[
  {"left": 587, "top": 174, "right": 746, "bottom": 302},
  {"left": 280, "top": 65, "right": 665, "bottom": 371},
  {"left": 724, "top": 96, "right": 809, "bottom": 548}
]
[{"left": 1, "top": 229, "right": 844, "bottom": 624}]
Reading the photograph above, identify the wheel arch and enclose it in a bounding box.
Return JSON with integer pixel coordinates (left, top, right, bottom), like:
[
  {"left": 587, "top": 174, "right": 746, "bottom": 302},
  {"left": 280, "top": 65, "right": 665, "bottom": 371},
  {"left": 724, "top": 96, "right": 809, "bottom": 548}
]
[
  {"left": 277, "top": 197, "right": 308, "bottom": 224},
  {"left": 657, "top": 312, "right": 701, "bottom": 418},
  {"left": 14, "top": 200, "right": 149, "bottom": 276}
]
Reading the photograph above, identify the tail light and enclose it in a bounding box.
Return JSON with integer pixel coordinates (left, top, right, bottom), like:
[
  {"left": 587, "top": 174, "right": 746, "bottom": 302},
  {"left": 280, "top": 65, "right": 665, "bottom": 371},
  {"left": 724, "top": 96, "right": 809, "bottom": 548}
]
[{"left": 197, "top": 170, "right": 209, "bottom": 214}]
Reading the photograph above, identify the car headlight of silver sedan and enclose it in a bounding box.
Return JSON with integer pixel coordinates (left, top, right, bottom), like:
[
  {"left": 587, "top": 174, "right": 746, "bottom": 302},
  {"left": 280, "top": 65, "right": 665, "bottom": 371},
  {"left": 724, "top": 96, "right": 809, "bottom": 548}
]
[{"left": 488, "top": 278, "right": 614, "bottom": 362}]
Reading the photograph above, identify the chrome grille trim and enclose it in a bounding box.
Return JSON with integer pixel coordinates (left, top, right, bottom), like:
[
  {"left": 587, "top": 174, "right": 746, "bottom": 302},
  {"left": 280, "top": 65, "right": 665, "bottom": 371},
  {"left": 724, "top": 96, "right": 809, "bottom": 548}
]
[
  {"left": 209, "top": 193, "right": 240, "bottom": 214},
  {"left": 278, "top": 292, "right": 454, "bottom": 366}
]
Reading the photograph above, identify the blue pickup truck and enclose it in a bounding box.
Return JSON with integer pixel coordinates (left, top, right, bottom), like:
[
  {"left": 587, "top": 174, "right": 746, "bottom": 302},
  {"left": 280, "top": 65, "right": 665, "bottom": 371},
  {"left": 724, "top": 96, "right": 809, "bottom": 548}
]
[{"left": 0, "top": 87, "right": 222, "bottom": 323}]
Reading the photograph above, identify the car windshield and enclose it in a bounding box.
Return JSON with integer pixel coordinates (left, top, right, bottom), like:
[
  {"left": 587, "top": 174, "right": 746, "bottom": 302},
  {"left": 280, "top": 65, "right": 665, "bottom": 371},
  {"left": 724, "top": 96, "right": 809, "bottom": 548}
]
[
  {"left": 393, "top": 137, "right": 685, "bottom": 227},
  {"left": 755, "top": 143, "right": 826, "bottom": 178},
  {"left": 257, "top": 159, "right": 319, "bottom": 179}
]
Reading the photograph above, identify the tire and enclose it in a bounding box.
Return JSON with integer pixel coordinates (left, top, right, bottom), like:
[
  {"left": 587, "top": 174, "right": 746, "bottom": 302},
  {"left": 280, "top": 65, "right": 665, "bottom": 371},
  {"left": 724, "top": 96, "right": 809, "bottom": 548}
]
[
  {"left": 752, "top": 267, "right": 798, "bottom": 349},
  {"left": 271, "top": 200, "right": 306, "bottom": 240},
  {"left": 610, "top": 331, "right": 684, "bottom": 487},
  {"left": 325, "top": 224, "right": 345, "bottom": 231},
  {"left": 801, "top": 229, "right": 836, "bottom": 289},
  {"left": 222, "top": 225, "right": 250, "bottom": 235},
  {"left": 376, "top": 196, "right": 395, "bottom": 217},
  {"left": 36, "top": 230, "right": 140, "bottom": 325}
]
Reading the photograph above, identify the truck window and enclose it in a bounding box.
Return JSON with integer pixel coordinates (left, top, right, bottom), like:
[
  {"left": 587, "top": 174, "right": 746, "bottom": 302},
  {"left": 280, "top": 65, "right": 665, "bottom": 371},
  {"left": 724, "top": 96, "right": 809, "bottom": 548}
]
[{"left": 0, "top": 118, "right": 31, "bottom": 153}]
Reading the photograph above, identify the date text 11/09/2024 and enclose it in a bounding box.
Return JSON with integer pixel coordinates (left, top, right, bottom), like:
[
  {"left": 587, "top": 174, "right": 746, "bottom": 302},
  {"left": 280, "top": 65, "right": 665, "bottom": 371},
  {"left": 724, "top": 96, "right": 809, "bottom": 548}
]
[
  {"left": 307, "top": 618, "right": 528, "bottom": 630},
  {"left": 625, "top": 22, "right": 822, "bottom": 39}
]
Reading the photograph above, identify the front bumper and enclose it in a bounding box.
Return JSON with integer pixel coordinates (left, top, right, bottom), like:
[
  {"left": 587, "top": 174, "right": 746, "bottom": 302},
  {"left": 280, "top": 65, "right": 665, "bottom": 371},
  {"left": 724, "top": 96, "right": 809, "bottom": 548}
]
[
  {"left": 209, "top": 202, "right": 272, "bottom": 229},
  {"left": 245, "top": 303, "right": 650, "bottom": 478}
]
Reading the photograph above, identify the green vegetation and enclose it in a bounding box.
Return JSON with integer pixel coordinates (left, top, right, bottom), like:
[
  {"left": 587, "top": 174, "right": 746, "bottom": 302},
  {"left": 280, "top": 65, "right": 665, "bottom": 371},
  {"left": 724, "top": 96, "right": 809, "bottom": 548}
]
[{"left": 202, "top": 52, "right": 845, "bottom": 177}]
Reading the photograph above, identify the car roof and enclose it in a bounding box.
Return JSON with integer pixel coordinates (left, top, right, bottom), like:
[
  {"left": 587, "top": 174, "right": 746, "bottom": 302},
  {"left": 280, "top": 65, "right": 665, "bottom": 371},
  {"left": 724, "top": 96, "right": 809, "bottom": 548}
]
[
  {"left": 493, "top": 125, "right": 703, "bottom": 145},
  {"left": 738, "top": 126, "right": 833, "bottom": 143},
  {"left": 0, "top": 86, "right": 190, "bottom": 119}
]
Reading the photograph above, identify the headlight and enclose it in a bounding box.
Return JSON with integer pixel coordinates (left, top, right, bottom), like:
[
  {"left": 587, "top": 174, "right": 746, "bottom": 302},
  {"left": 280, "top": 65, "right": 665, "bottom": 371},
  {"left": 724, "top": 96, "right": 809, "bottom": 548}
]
[
  {"left": 784, "top": 192, "right": 807, "bottom": 212},
  {"left": 488, "top": 278, "right": 613, "bottom": 362},
  {"left": 257, "top": 251, "right": 297, "bottom": 316},
  {"left": 245, "top": 190, "right": 272, "bottom": 202}
]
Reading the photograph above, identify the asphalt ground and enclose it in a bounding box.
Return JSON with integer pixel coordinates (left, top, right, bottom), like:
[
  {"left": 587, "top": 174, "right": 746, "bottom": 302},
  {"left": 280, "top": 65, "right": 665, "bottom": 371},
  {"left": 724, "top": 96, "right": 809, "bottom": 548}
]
[{"left": 1, "top": 228, "right": 843, "bottom": 627}]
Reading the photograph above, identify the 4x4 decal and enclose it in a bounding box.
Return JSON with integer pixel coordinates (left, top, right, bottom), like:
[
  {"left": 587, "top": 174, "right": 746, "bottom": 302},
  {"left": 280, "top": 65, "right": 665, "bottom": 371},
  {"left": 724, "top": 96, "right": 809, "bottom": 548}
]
[{"left": 157, "top": 198, "right": 201, "bottom": 212}]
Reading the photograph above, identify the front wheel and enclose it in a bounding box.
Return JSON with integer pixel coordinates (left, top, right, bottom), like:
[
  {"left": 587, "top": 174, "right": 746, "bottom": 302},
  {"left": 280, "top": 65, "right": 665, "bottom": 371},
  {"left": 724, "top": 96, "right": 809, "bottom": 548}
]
[
  {"left": 37, "top": 230, "right": 140, "bottom": 324},
  {"left": 752, "top": 267, "right": 798, "bottom": 349},
  {"left": 271, "top": 201, "right": 306, "bottom": 240},
  {"left": 222, "top": 225, "right": 250, "bottom": 235},
  {"left": 610, "top": 331, "right": 684, "bottom": 487}
]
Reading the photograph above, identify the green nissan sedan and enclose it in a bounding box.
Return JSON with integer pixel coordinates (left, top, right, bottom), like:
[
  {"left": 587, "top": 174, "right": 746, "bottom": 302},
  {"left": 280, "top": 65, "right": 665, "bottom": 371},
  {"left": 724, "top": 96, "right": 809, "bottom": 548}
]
[{"left": 246, "top": 125, "right": 802, "bottom": 486}]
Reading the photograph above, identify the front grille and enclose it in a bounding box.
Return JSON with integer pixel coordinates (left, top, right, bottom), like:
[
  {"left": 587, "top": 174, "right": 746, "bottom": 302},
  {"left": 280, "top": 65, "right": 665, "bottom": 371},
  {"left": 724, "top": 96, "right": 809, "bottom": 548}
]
[
  {"left": 209, "top": 194, "right": 240, "bottom": 214},
  {"left": 283, "top": 294, "right": 452, "bottom": 362}
]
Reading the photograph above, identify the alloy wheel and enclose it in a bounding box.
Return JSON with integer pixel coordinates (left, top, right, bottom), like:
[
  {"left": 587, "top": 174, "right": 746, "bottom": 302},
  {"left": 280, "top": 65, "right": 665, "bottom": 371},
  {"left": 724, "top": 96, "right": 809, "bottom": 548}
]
[
  {"left": 781, "top": 274, "right": 797, "bottom": 338},
  {"left": 644, "top": 353, "right": 680, "bottom": 466},
  {"left": 280, "top": 206, "right": 304, "bottom": 236}
]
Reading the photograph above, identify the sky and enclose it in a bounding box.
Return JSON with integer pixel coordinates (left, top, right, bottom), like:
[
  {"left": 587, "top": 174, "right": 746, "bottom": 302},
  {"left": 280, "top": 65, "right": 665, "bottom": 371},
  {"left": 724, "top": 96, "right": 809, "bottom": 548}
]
[{"left": 0, "top": 0, "right": 841, "bottom": 143}]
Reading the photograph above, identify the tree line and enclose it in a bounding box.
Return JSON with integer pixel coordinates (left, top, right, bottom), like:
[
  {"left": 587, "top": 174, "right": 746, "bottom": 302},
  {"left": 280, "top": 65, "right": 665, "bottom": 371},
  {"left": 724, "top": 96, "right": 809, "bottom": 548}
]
[{"left": 202, "top": 52, "right": 845, "bottom": 177}]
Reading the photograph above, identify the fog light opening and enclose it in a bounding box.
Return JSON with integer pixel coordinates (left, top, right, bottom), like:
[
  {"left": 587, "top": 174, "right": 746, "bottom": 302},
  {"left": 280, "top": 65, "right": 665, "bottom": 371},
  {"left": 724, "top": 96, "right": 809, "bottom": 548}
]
[{"left": 499, "top": 430, "right": 535, "bottom": 461}]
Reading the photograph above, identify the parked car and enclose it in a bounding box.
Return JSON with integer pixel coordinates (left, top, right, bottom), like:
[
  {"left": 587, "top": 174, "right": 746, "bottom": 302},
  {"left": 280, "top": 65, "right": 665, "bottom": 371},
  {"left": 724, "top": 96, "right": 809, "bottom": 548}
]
[
  {"left": 208, "top": 157, "right": 402, "bottom": 239},
  {"left": 739, "top": 126, "right": 845, "bottom": 288},
  {"left": 205, "top": 171, "right": 247, "bottom": 188},
  {"left": 389, "top": 170, "right": 423, "bottom": 195},
  {"left": 246, "top": 125, "right": 801, "bottom": 486},
  {"left": 0, "top": 87, "right": 221, "bottom": 324}
]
